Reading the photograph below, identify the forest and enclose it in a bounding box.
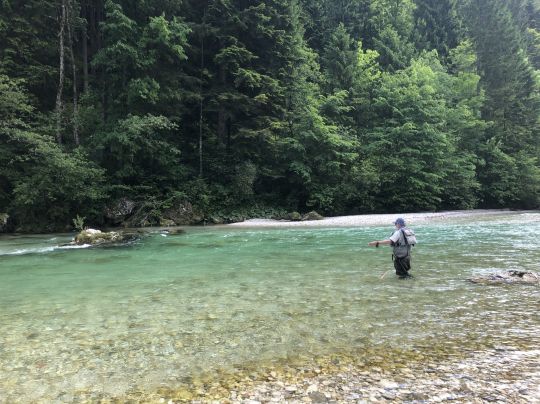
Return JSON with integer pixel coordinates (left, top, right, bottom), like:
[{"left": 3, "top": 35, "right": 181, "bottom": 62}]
[{"left": 0, "top": 0, "right": 539, "bottom": 232}]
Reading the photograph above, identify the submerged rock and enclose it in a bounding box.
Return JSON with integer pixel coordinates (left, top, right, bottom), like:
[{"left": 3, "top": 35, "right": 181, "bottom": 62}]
[
  {"left": 468, "top": 270, "right": 540, "bottom": 285},
  {"left": 161, "top": 228, "right": 186, "bottom": 235},
  {"left": 72, "top": 229, "right": 141, "bottom": 246}
]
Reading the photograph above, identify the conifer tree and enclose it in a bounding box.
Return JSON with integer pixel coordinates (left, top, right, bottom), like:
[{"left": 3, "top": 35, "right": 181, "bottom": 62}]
[
  {"left": 300, "top": 0, "right": 370, "bottom": 53},
  {"left": 367, "top": 0, "right": 417, "bottom": 71},
  {"left": 463, "top": 0, "right": 540, "bottom": 207},
  {"left": 273, "top": 1, "right": 359, "bottom": 212},
  {"left": 0, "top": 74, "right": 104, "bottom": 229},
  {"left": 321, "top": 23, "right": 358, "bottom": 93},
  {"left": 413, "top": 0, "right": 461, "bottom": 58}
]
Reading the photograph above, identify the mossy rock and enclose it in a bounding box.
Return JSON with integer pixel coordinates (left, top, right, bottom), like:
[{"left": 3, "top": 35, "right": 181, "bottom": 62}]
[
  {"left": 286, "top": 212, "right": 302, "bottom": 221},
  {"left": 301, "top": 211, "right": 324, "bottom": 221},
  {"left": 162, "top": 201, "right": 203, "bottom": 225},
  {"left": 74, "top": 229, "right": 122, "bottom": 245},
  {"left": 73, "top": 229, "right": 140, "bottom": 246},
  {"left": 209, "top": 216, "right": 225, "bottom": 225},
  {"left": 159, "top": 218, "right": 176, "bottom": 227},
  {"left": 0, "top": 213, "right": 9, "bottom": 233},
  {"left": 104, "top": 198, "right": 136, "bottom": 224}
]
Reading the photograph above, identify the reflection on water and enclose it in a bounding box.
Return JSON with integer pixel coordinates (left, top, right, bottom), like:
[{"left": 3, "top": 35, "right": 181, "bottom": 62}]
[{"left": 0, "top": 212, "right": 539, "bottom": 401}]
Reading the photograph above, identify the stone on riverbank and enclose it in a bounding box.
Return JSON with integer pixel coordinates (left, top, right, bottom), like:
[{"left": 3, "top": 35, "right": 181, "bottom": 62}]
[
  {"left": 0, "top": 213, "right": 9, "bottom": 232},
  {"left": 285, "top": 212, "right": 302, "bottom": 221},
  {"left": 159, "top": 219, "right": 176, "bottom": 227},
  {"left": 301, "top": 211, "right": 324, "bottom": 221},
  {"left": 468, "top": 270, "right": 540, "bottom": 285},
  {"left": 161, "top": 201, "right": 203, "bottom": 225},
  {"left": 104, "top": 198, "right": 136, "bottom": 225}
]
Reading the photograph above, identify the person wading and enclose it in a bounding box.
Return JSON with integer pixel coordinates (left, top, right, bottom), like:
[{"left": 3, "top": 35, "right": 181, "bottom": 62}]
[{"left": 368, "top": 218, "right": 416, "bottom": 278}]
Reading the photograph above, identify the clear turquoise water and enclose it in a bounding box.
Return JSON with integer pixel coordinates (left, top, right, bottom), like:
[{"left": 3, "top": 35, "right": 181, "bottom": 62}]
[{"left": 0, "top": 212, "right": 539, "bottom": 401}]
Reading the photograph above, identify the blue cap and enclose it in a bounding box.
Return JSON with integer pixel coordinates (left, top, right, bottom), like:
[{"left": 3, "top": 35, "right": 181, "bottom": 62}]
[{"left": 394, "top": 218, "right": 405, "bottom": 226}]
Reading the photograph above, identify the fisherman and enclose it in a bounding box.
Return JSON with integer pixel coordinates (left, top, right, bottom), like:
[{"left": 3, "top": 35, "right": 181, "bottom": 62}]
[{"left": 368, "top": 218, "right": 416, "bottom": 278}]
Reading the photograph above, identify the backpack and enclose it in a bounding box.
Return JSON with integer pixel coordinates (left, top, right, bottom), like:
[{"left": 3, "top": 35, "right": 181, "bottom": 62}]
[
  {"left": 401, "top": 228, "right": 417, "bottom": 246},
  {"left": 392, "top": 227, "right": 416, "bottom": 258}
]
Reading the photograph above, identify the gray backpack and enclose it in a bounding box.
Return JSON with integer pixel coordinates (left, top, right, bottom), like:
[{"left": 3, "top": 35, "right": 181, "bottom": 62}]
[{"left": 392, "top": 228, "right": 416, "bottom": 258}]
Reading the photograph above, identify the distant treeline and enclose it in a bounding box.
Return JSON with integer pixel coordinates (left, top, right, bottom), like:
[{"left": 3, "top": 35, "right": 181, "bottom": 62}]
[{"left": 1, "top": 0, "right": 539, "bottom": 231}]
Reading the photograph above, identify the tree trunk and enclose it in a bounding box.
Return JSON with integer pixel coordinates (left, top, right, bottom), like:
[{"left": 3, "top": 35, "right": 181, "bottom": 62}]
[
  {"left": 226, "top": 117, "right": 232, "bottom": 153},
  {"left": 82, "top": 11, "right": 89, "bottom": 93},
  {"left": 101, "top": 72, "right": 107, "bottom": 121},
  {"left": 218, "top": 104, "right": 227, "bottom": 146},
  {"left": 55, "top": 0, "right": 67, "bottom": 144},
  {"left": 199, "top": 33, "right": 204, "bottom": 177},
  {"left": 67, "top": 0, "right": 79, "bottom": 146},
  {"left": 217, "top": 52, "right": 227, "bottom": 145}
]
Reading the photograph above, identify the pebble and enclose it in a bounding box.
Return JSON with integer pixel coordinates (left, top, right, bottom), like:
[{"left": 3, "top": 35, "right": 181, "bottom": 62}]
[
  {"left": 380, "top": 380, "right": 399, "bottom": 389},
  {"left": 308, "top": 391, "right": 328, "bottom": 403}
]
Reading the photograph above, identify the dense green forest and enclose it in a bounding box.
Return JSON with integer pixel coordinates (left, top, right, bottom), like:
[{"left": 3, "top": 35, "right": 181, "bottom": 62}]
[{"left": 1, "top": 0, "right": 539, "bottom": 231}]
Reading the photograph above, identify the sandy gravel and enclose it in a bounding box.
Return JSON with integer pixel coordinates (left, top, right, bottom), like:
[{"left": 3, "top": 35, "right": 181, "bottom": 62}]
[{"left": 228, "top": 209, "right": 525, "bottom": 228}]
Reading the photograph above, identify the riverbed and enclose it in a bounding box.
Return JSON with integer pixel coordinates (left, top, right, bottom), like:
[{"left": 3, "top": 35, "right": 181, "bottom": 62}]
[{"left": 0, "top": 211, "right": 539, "bottom": 402}]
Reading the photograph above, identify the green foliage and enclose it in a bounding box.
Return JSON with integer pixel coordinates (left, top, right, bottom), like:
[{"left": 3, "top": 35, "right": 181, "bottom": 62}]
[
  {"left": 231, "top": 162, "right": 258, "bottom": 201},
  {"left": 270, "top": 1, "right": 363, "bottom": 214},
  {"left": 0, "top": 0, "right": 58, "bottom": 110},
  {"left": 463, "top": 0, "right": 540, "bottom": 207},
  {"left": 413, "top": 0, "right": 462, "bottom": 59},
  {"left": 0, "top": 75, "right": 105, "bottom": 230},
  {"left": 368, "top": 0, "right": 417, "bottom": 70},
  {"left": 1, "top": 0, "right": 539, "bottom": 232},
  {"left": 72, "top": 214, "right": 86, "bottom": 231},
  {"left": 91, "top": 114, "right": 184, "bottom": 191},
  {"left": 322, "top": 23, "right": 358, "bottom": 92},
  {"left": 364, "top": 52, "right": 486, "bottom": 211}
]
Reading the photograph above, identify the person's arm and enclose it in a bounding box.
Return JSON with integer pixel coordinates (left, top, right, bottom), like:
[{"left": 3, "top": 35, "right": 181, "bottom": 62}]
[{"left": 368, "top": 239, "right": 392, "bottom": 247}]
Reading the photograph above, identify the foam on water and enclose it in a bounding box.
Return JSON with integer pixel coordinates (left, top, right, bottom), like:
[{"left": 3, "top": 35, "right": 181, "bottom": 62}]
[
  {"left": 0, "top": 243, "right": 94, "bottom": 256},
  {"left": 2, "top": 246, "right": 58, "bottom": 255}
]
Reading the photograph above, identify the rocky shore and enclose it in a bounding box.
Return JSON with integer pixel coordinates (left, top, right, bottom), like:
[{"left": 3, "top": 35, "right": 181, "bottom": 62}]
[
  {"left": 126, "top": 342, "right": 540, "bottom": 403},
  {"left": 215, "top": 350, "right": 539, "bottom": 403}
]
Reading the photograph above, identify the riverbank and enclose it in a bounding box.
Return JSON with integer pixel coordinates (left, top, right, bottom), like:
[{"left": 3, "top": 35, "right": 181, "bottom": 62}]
[
  {"left": 228, "top": 209, "right": 535, "bottom": 228},
  {"left": 125, "top": 339, "right": 540, "bottom": 403}
]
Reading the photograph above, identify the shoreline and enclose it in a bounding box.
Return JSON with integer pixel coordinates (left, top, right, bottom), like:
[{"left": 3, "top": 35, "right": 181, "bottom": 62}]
[
  {"left": 1, "top": 209, "right": 538, "bottom": 236},
  {"left": 227, "top": 209, "right": 537, "bottom": 228}
]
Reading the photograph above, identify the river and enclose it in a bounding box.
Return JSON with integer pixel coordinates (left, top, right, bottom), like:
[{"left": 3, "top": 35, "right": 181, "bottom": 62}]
[{"left": 0, "top": 212, "right": 539, "bottom": 402}]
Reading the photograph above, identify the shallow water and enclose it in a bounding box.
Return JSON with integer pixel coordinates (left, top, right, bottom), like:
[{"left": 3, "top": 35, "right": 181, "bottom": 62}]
[{"left": 0, "top": 212, "right": 539, "bottom": 402}]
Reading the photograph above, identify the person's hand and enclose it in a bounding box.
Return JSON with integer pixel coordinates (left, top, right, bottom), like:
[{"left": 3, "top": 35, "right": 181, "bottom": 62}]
[{"left": 368, "top": 241, "right": 377, "bottom": 247}]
